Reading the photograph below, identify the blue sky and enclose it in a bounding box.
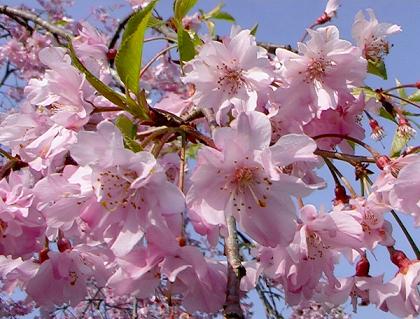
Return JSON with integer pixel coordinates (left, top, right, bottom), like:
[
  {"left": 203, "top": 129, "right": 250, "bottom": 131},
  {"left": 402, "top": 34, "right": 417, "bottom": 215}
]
[{"left": 2, "top": 1, "right": 419, "bottom": 318}]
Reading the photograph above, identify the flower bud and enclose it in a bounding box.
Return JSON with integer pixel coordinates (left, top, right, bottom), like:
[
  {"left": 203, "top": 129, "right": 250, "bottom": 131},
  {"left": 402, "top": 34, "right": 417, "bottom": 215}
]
[
  {"left": 375, "top": 155, "right": 391, "bottom": 170},
  {"left": 57, "top": 237, "right": 72, "bottom": 252},
  {"left": 355, "top": 255, "right": 370, "bottom": 277}
]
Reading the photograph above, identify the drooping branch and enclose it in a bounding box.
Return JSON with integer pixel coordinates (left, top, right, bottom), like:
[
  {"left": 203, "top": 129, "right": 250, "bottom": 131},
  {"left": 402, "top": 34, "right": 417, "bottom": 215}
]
[
  {"left": 0, "top": 5, "right": 72, "bottom": 39},
  {"left": 390, "top": 210, "right": 420, "bottom": 259},
  {"left": 224, "top": 216, "right": 246, "bottom": 319}
]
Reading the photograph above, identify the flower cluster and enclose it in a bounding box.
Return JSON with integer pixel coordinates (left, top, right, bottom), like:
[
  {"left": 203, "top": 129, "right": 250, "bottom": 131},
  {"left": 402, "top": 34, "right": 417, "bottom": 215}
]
[{"left": 0, "top": 0, "right": 418, "bottom": 318}]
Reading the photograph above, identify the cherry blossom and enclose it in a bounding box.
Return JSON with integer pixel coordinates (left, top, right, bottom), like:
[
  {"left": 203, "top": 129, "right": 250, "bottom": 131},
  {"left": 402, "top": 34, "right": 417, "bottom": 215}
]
[
  {"left": 352, "top": 9, "right": 401, "bottom": 62},
  {"left": 275, "top": 26, "right": 366, "bottom": 117},
  {"left": 0, "top": 1, "right": 418, "bottom": 318},
  {"left": 183, "top": 29, "right": 274, "bottom": 122},
  {"left": 187, "top": 111, "right": 317, "bottom": 247}
]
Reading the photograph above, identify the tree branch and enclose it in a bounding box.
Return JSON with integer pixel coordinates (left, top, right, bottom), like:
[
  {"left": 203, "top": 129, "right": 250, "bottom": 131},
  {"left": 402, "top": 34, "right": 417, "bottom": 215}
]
[
  {"left": 314, "top": 149, "right": 376, "bottom": 164},
  {"left": 0, "top": 5, "right": 72, "bottom": 39},
  {"left": 224, "top": 216, "right": 246, "bottom": 319}
]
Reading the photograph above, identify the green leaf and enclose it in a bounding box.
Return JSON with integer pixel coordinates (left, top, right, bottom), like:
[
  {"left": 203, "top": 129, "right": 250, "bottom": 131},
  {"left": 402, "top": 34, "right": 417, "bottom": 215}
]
[
  {"left": 347, "top": 140, "right": 356, "bottom": 151},
  {"left": 177, "top": 27, "right": 196, "bottom": 62},
  {"left": 127, "top": 90, "right": 150, "bottom": 120},
  {"left": 174, "top": 0, "right": 198, "bottom": 21},
  {"left": 210, "top": 11, "right": 235, "bottom": 22},
  {"left": 352, "top": 86, "right": 377, "bottom": 100},
  {"left": 205, "top": 20, "right": 215, "bottom": 37},
  {"left": 186, "top": 143, "right": 201, "bottom": 159},
  {"left": 124, "top": 138, "right": 142, "bottom": 153},
  {"left": 379, "top": 107, "right": 397, "bottom": 123},
  {"left": 68, "top": 41, "right": 127, "bottom": 109},
  {"left": 250, "top": 23, "right": 259, "bottom": 36},
  {"left": 115, "top": 0, "right": 157, "bottom": 95},
  {"left": 408, "top": 90, "right": 420, "bottom": 102},
  {"left": 390, "top": 130, "right": 410, "bottom": 157},
  {"left": 115, "top": 114, "right": 137, "bottom": 139},
  {"left": 395, "top": 78, "right": 407, "bottom": 102},
  {"left": 367, "top": 59, "right": 387, "bottom": 80},
  {"left": 115, "top": 114, "right": 142, "bottom": 152},
  {"left": 147, "top": 15, "right": 165, "bottom": 28}
]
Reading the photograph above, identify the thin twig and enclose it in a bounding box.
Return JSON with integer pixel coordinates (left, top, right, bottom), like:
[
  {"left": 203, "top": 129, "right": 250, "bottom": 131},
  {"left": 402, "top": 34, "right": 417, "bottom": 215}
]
[
  {"left": 384, "top": 91, "right": 420, "bottom": 109},
  {"left": 0, "top": 5, "right": 72, "bottom": 39},
  {"left": 139, "top": 44, "right": 177, "bottom": 78},
  {"left": 314, "top": 149, "right": 376, "bottom": 163},
  {"left": 200, "top": 108, "right": 217, "bottom": 132},
  {"left": 108, "top": 14, "right": 132, "bottom": 49},
  {"left": 0, "top": 147, "right": 14, "bottom": 160},
  {"left": 390, "top": 210, "right": 420, "bottom": 259},
  {"left": 313, "top": 134, "right": 378, "bottom": 156}
]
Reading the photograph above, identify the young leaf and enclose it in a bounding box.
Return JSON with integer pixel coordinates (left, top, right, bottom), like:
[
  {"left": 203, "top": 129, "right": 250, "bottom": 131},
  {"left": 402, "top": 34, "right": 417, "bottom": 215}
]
[
  {"left": 352, "top": 86, "right": 377, "bottom": 100},
  {"left": 115, "top": 114, "right": 137, "bottom": 139},
  {"left": 174, "top": 0, "right": 198, "bottom": 22},
  {"left": 211, "top": 11, "right": 235, "bottom": 22},
  {"left": 408, "top": 90, "right": 420, "bottom": 102},
  {"left": 390, "top": 130, "right": 410, "bottom": 157},
  {"left": 177, "top": 27, "right": 196, "bottom": 62},
  {"left": 367, "top": 59, "right": 387, "bottom": 80},
  {"left": 395, "top": 78, "right": 407, "bottom": 103},
  {"left": 115, "top": 0, "right": 157, "bottom": 95},
  {"left": 250, "top": 23, "right": 259, "bottom": 36},
  {"left": 68, "top": 40, "right": 127, "bottom": 109},
  {"left": 379, "top": 107, "right": 397, "bottom": 123},
  {"left": 115, "top": 114, "right": 142, "bottom": 152},
  {"left": 124, "top": 138, "right": 142, "bottom": 153}
]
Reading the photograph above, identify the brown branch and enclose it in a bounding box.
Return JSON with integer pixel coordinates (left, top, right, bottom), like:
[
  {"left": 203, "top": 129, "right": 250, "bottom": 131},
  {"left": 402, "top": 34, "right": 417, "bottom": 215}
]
[
  {"left": 181, "top": 107, "right": 203, "bottom": 122},
  {"left": 200, "top": 108, "right": 217, "bottom": 132},
  {"left": 312, "top": 134, "right": 378, "bottom": 156},
  {"left": 314, "top": 149, "right": 376, "bottom": 163},
  {"left": 0, "top": 5, "right": 72, "bottom": 39},
  {"left": 224, "top": 216, "right": 246, "bottom": 319}
]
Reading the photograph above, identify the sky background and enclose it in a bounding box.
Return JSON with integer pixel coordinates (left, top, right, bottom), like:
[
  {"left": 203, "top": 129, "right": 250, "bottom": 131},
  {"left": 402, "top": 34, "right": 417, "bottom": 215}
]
[{"left": 1, "top": 0, "right": 420, "bottom": 318}]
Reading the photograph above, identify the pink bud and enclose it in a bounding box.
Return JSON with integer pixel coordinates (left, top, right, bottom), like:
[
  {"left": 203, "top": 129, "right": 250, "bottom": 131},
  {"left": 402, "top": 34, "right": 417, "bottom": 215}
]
[
  {"left": 355, "top": 255, "right": 370, "bottom": 277},
  {"left": 375, "top": 155, "right": 391, "bottom": 170},
  {"left": 57, "top": 237, "right": 72, "bottom": 252}
]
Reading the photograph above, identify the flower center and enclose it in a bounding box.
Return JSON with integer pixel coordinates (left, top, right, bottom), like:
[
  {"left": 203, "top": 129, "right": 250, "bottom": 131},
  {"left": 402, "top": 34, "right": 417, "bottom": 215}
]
[
  {"left": 216, "top": 62, "right": 245, "bottom": 95},
  {"left": 363, "top": 209, "right": 380, "bottom": 229},
  {"left": 218, "top": 166, "right": 271, "bottom": 210},
  {"left": 95, "top": 167, "right": 143, "bottom": 212},
  {"left": 305, "top": 56, "right": 332, "bottom": 83},
  {"left": 233, "top": 167, "right": 255, "bottom": 188},
  {"left": 364, "top": 37, "right": 389, "bottom": 62},
  {"left": 306, "top": 231, "right": 330, "bottom": 260}
]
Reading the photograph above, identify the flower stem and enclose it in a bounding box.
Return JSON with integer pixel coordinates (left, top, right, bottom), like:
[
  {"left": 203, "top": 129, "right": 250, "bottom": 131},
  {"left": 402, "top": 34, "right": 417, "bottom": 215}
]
[{"left": 390, "top": 210, "right": 420, "bottom": 259}]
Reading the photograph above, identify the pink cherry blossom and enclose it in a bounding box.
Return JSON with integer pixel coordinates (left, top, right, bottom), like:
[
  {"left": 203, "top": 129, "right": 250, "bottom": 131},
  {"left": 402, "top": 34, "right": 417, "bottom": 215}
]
[
  {"left": 0, "top": 245, "right": 109, "bottom": 308},
  {"left": 389, "top": 158, "right": 420, "bottom": 227},
  {"left": 187, "top": 111, "right": 317, "bottom": 247},
  {"left": 303, "top": 92, "right": 365, "bottom": 153},
  {"left": 371, "top": 153, "right": 420, "bottom": 226},
  {"left": 352, "top": 9, "right": 401, "bottom": 62},
  {"left": 336, "top": 197, "right": 395, "bottom": 250},
  {"left": 24, "top": 47, "right": 95, "bottom": 129},
  {"left": 276, "top": 26, "right": 366, "bottom": 117},
  {"left": 160, "top": 245, "right": 227, "bottom": 313},
  {"left": 183, "top": 29, "right": 274, "bottom": 123},
  {"left": 69, "top": 121, "right": 185, "bottom": 256},
  {"left": 0, "top": 170, "right": 45, "bottom": 259},
  {"left": 376, "top": 249, "right": 420, "bottom": 317}
]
